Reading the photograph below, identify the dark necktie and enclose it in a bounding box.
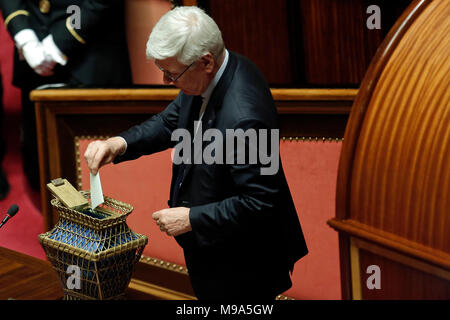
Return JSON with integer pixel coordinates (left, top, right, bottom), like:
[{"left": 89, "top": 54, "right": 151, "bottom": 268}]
[
  {"left": 171, "top": 95, "right": 203, "bottom": 206},
  {"left": 189, "top": 95, "right": 203, "bottom": 134}
]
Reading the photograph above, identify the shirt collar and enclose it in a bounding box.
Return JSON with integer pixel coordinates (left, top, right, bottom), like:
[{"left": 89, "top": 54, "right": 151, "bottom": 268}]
[{"left": 201, "top": 49, "right": 229, "bottom": 101}]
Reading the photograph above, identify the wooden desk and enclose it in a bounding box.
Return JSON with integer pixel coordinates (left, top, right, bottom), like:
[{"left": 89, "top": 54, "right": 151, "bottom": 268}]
[
  {"left": 0, "top": 247, "right": 63, "bottom": 300},
  {"left": 0, "top": 247, "right": 162, "bottom": 300}
]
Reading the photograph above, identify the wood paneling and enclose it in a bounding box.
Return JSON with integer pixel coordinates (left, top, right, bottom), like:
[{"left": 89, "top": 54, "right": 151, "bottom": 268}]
[
  {"left": 359, "top": 249, "right": 450, "bottom": 299},
  {"left": 299, "top": 0, "right": 381, "bottom": 86},
  {"left": 349, "top": 0, "right": 449, "bottom": 250},
  {"left": 201, "top": 0, "right": 293, "bottom": 86},
  {"left": 199, "top": 0, "right": 410, "bottom": 87},
  {"left": 328, "top": 0, "right": 450, "bottom": 299}
]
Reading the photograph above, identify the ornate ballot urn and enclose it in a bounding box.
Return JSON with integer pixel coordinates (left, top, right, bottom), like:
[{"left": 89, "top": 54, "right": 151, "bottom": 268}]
[{"left": 39, "top": 178, "right": 148, "bottom": 300}]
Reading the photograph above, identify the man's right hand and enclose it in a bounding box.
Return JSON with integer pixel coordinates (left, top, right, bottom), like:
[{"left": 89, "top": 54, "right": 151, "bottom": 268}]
[{"left": 84, "top": 137, "right": 127, "bottom": 175}]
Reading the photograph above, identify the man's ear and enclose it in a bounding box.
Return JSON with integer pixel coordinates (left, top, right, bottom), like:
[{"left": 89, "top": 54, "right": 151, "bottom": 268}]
[{"left": 200, "top": 53, "right": 215, "bottom": 73}]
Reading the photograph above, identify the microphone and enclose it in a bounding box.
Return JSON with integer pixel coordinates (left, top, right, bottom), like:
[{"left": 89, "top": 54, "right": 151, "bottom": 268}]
[{"left": 0, "top": 204, "right": 19, "bottom": 229}]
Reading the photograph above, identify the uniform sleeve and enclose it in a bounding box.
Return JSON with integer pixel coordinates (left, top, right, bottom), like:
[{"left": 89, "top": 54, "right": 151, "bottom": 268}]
[
  {"left": 113, "top": 93, "right": 183, "bottom": 163},
  {"left": 50, "top": 0, "right": 123, "bottom": 56},
  {"left": 0, "top": 0, "right": 31, "bottom": 37}
]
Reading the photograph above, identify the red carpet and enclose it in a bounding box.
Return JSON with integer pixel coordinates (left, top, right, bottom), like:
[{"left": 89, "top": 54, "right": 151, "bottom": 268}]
[{"left": 0, "top": 19, "right": 46, "bottom": 260}]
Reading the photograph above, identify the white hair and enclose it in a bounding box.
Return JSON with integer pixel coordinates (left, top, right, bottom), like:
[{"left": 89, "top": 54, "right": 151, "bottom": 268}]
[{"left": 146, "top": 6, "right": 225, "bottom": 66}]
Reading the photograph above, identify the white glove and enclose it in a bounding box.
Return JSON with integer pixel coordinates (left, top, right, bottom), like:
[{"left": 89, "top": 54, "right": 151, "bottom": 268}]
[
  {"left": 42, "top": 34, "right": 68, "bottom": 66},
  {"left": 14, "top": 29, "right": 36, "bottom": 55},
  {"left": 14, "top": 29, "right": 55, "bottom": 76}
]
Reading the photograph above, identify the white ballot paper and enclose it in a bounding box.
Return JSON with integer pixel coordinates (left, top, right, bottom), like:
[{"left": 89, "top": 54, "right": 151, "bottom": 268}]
[{"left": 90, "top": 172, "right": 104, "bottom": 209}]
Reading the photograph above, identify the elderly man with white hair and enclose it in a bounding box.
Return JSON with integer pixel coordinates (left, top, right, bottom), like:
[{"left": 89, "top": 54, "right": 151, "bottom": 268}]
[{"left": 85, "top": 6, "right": 307, "bottom": 300}]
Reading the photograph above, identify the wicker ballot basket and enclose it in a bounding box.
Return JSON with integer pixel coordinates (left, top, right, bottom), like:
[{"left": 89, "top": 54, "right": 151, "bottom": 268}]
[{"left": 39, "top": 190, "right": 148, "bottom": 300}]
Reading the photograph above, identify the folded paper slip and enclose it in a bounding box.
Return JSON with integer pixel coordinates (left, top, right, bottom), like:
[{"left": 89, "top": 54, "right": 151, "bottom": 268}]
[{"left": 90, "top": 172, "right": 104, "bottom": 209}]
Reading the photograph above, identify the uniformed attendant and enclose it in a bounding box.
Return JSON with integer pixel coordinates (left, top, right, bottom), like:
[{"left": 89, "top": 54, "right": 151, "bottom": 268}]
[
  {"left": 0, "top": 0, "right": 132, "bottom": 190},
  {"left": 0, "top": 71, "right": 9, "bottom": 200}
]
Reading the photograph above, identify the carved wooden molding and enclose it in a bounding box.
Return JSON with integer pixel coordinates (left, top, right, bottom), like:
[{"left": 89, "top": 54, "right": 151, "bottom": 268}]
[{"left": 328, "top": 219, "right": 450, "bottom": 271}]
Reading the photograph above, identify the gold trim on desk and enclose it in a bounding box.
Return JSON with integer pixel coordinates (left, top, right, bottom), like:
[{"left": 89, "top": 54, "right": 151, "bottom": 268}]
[
  {"left": 281, "top": 136, "right": 344, "bottom": 142},
  {"left": 139, "top": 255, "right": 189, "bottom": 275}
]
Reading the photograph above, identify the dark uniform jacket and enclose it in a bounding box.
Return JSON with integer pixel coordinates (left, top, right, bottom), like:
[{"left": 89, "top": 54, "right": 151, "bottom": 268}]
[
  {"left": 114, "top": 51, "right": 308, "bottom": 299},
  {"left": 0, "top": 0, "right": 131, "bottom": 87}
]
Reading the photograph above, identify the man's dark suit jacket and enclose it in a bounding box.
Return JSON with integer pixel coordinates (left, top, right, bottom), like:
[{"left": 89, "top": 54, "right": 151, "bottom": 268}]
[
  {"left": 115, "top": 51, "right": 308, "bottom": 299},
  {"left": 0, "top": 0, "right": 131, "bottom": 87}
]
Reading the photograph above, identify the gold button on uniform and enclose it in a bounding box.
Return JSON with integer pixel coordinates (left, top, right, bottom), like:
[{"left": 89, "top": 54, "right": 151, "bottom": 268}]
[{"left": 39, "top": 0, "right": 51, "bottom": 14}]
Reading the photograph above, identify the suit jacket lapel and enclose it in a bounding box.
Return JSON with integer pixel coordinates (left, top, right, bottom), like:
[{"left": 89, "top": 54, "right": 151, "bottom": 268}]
[
  {"left": 181, "top": 52, "right": 238, "bottom": 183},
  {"left": 179, "top": 95, "right": 197, "bottom": 131}
]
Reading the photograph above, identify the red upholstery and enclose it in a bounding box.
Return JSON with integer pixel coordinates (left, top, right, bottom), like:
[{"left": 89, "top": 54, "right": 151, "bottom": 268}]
[
  {"left": 79, "top": 139, "right": 342, "bottom": 299},
  {"left": 280, "top": 140, "right": 341, "bottom": 299}
]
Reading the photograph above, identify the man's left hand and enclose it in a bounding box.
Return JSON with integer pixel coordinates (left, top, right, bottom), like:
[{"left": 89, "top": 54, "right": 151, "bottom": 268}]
[{"left": 152, "top": 207, "right": 192, "bottom": 236}]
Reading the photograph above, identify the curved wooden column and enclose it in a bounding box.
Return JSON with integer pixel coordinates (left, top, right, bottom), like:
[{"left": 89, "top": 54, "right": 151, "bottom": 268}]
[{"left": 328, "top": 0, "right": 450, "bottom": 299}]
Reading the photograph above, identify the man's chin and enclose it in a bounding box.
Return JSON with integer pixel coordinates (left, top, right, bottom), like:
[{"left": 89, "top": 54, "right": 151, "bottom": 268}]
[{"left": 180, "top": 89, "right": 195, "bottom": 96}]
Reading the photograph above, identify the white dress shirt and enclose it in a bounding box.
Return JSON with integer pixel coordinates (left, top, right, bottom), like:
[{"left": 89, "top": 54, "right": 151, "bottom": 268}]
[{"left": 194, "top": 49, "right": 229, "bottom": 136}]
